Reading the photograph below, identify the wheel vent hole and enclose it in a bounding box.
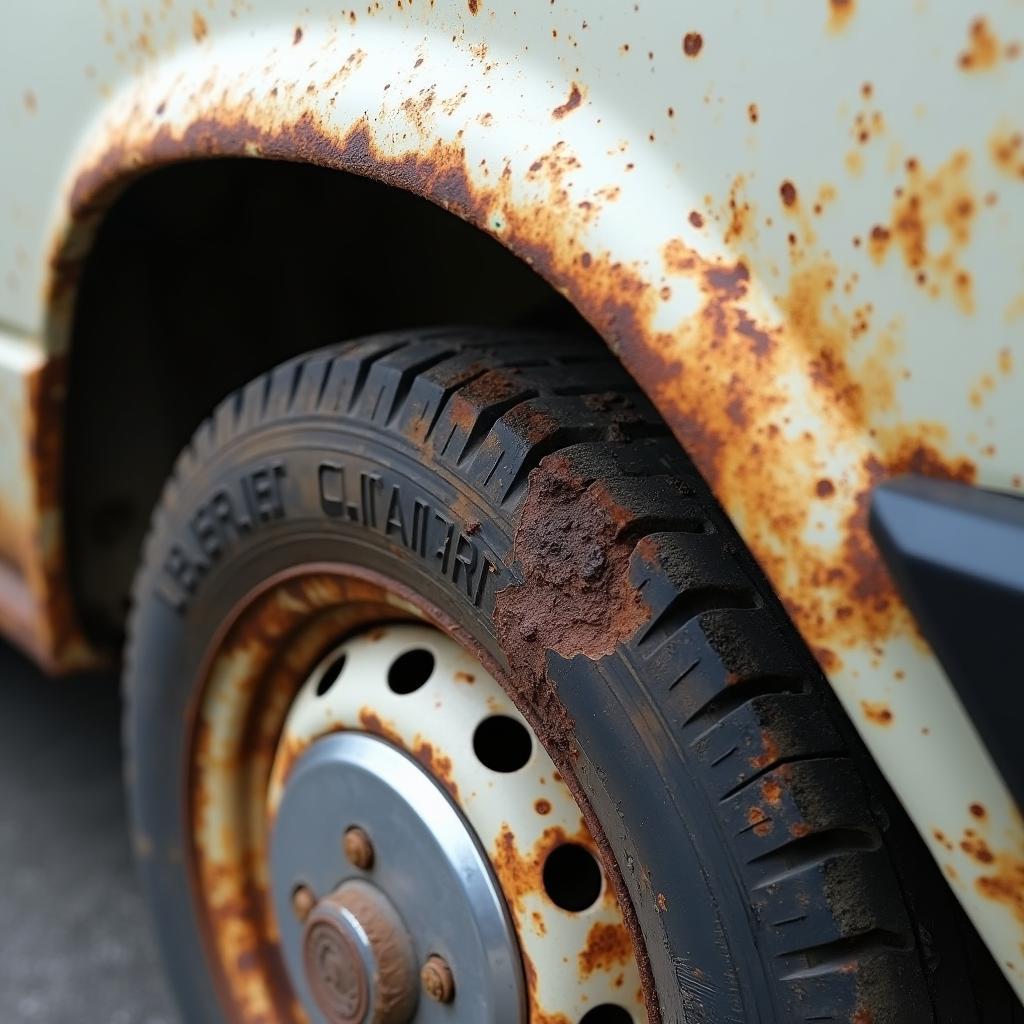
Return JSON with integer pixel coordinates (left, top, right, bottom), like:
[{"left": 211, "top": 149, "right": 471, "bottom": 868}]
[
  {"left": 315, "top": 653, "right": 347, "bottom": 697},
  {"left": 387, "top": 648, "right": 435, "bottom": 695},
  {"left": 472, "top": 715, "right": 532, "bottom": 773},
  {"left": 543, "top": 842, "right": 602, "bottom": 912},
  {"left": 579, "top": 1006, "right": 632, "bottom": 1024}
]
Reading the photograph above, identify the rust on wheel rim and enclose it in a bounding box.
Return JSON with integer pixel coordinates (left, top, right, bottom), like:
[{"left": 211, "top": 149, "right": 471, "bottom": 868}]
[{"left": 186, "top": 563, "right": 648, "bottom": 1022}]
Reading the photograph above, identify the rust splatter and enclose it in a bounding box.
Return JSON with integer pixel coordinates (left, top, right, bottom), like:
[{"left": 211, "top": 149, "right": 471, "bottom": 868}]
[
  {"left": 866, "top": 149, "right": 978, "bottom": 313},
  {"left": 494, "top": 451, "right": 650, "bottom": 709},
  {"left": 552, "top": 83, "right": 583, "bottom": 120},
  {"left": 958, "top": 17, "right": 1002, "bottom": 71},
  {"left": 828, "top": 0, "right": 856, "bottom": 33},
  {"left": 991, "top": 130, "right": 1024, "bottom": 180},
  {"left": 682, "top": 33, "right": 703, "bottom": 57},
  {"left": 579, "top": 921, "right": 633, "bottom": 977},
  {"left": 861, "top": 700, "right": 893, "bottom": 726}
]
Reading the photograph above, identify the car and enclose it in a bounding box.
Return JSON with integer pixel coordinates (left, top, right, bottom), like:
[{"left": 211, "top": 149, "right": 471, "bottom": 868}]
[{"left": 2, "top": 2, "right": 1022, "bottom": 1021}]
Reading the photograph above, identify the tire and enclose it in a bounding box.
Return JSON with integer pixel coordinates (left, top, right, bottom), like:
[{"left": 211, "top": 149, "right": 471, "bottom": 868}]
[{"left": 125, "top": 327, "right": 1008, "bottom": 1023}]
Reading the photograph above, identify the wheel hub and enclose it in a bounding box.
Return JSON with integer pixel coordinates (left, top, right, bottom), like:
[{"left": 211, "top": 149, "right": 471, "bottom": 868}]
[
  {"left": 301, "top": 881, "right": 416, "bottom": 1024},
  {"left": 270, "top": 730, "right": 525, "bottom": 1023}
]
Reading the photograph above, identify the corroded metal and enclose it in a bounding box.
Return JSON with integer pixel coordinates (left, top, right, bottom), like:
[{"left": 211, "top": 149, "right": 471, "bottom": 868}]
[{"left": 0, "top": 0, "right": 1021, "bottom": 990}]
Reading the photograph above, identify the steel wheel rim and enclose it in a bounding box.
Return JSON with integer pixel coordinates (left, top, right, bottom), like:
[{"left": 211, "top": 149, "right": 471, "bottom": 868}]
[{"left": 188, "top": 566, "right": 646, "bottom": 1023}]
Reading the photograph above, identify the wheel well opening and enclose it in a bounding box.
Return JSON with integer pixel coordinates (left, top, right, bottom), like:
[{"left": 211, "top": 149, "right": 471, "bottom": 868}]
[{"left": 65, "top": 158, "right": 599, "bottom": 644}]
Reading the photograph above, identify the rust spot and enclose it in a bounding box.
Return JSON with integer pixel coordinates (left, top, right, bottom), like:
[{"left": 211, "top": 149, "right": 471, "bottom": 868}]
[
  {"left": 861, "top": 700, "right": 893, "bottom": 726},
  {"left": 23, "top": 90, "right": 37, "bottom": 115},
  {"left": 970, "top": 802, "right": 987, "bottom": 820},
  {"left": 866, "top": 149, "right": 978, "bottom": 313},
  {"left": 779, "top": 180, "right": 798, "bottom": 207},
  {"left": 828, "top": 0, "right": 856, "bottom": 33},
  {"left": 689, "top": 210, "right": 704, "bottom": 228},
  {"left": 454, "top": 670, "right": 476, "bottom": 683},
  {"left": 467, "top": 0, "right": 480, "bottom": 14},
  {"left": 747, "top": 103, "right": 759, "bottom": 124},
  {"left": 958, "top": 17, "right": 1002, "bottom": 71},
  {"left": 990, "top": 130, "right": 1024, "bottom": 181},
  {"left": 535, "top": 798, "right": 552, "bottom": 815},
  {"left": 682, "top": 33, "right": 703, "bottom": 57},
  {"left": 495, "top": 451, "right": 651, "bottom": 698},
  {"left": 293, "top": 26, "right": 303, "bottom": 45},
  {"left": 192, "top": 10, "right": 208, "bottom": 42},
  {"left": 579, "top": 921, "right": 633, "bottom": 977},
  {"left": 552, "top": 83, "right": 583, "bottom": 120},
  {"left": 816, "top": 478, "right": 836, "bottom": 498}
]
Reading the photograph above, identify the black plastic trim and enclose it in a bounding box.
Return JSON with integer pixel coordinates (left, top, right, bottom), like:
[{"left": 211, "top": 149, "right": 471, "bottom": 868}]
[{"left": 870, "top": 474, "right": 1024, "bottom": 807}]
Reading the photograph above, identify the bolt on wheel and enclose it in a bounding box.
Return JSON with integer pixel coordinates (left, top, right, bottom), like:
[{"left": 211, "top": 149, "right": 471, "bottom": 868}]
[{"left": 267, "top": 623, "right": 645, "bottom": 1023}]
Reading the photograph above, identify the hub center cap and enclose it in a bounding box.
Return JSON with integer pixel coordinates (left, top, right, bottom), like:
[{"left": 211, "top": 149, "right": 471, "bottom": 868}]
[
  {"left": 270, "top": 730, "right": 525, "bottom": 1022},
  {"left": 302, "top": 881, "right": 416, "bottom": 1024}
]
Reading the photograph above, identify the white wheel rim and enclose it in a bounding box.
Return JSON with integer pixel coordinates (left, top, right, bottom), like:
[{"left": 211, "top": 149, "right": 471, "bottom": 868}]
[{"left": 268, "top": 622, "right": 646, "bottom": 1023}]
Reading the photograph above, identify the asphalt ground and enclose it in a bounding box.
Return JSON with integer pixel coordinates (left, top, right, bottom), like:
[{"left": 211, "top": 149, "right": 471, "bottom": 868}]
[{"left": 0, "top": 642, "right": 179, "bottom": 1023}]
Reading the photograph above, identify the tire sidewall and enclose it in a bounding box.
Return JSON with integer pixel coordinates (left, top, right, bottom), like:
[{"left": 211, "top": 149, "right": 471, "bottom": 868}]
[{"left": 128, "top": 416, "right": 765, "bottom": 1022}]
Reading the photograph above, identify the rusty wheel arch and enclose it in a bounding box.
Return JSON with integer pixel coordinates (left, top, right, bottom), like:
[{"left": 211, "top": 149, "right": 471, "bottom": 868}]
[{"left": 54, "top": 154, "right": 599, "bottom": 649}]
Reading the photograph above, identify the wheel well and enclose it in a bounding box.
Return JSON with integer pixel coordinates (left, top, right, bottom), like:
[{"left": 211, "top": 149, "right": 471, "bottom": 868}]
[{"left": 65, "top": 158, "right": 597, "bottom": 643}]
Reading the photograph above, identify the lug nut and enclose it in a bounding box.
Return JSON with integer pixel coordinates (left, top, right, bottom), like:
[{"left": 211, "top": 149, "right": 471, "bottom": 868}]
[
  {"left": 291, "top": 885, "right": 316, "bottom": 923},
  {"left": 343, "top": 826, "right": 375, "bottom": 870},
  {"left": 421, "top": 955, "right": 455, "bottom": 1003}
]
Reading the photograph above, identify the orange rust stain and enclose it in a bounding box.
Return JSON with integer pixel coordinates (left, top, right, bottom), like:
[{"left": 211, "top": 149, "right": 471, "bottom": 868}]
[
  {"left": 535, "top": 798, "right": 552, "bottom": 815},
  {"left": 552, "top": 83, "right": 583, "bottom": 120},
  {"left": 958, "top": 17, "right": 1004, "bottom": 71},
  {"left": 191, "top": 10, "right": 208, "bottom": 42},
  {"left": 579, "top": 921, "right": 634, "bottom": 977},
  {"left": 779, "top": 180, "right": 798, "bottom": 207},
  {"left": 54, "top": 91, "right": 990, "bottom": 699},
  {"left": 761, "top": 777, "right": 783, "bottom": 808},
  {"left": 990, "top": 129, "right": 1024, "bottom": 180},
  {"left": 970, "top": 802, "right": 987, "bottom": 821},
  {"left": 747, "top": 103, "right": 759, "bottom": 124},
  {"left": 682, "top": 32, "right": 703, "bottom": 57},
  {"left": 962, "top": 831, "right": 997, "bottom": 865},
  {"left": 747, "top": 806, "right": 773, "bottom": 837},
  {"left": 492, "top": 824, "right": 629, "bottom": 1023},
  {"left": 23, "top": 90, "right": 37, "bottom": 114},
  {"left": 467, "top": 0, "right": 480, "bottom": 13},
  {"left": 828, "top": 0, "right": 856, "bottom": 33},
  {"left": 357, "top": 708, "right": 460, "bottom": 799},
  {"left": 454, "top": 669, "right": 475, "bottom": 683},
  {"left": 860, "top": 699, "right": 893, "bottom": 726},
  {"left": 723, "top": 175, "right": 756, "bottom": 246},
  {"left": 867, "top": 149, "right": 978, "bottom": 314}
]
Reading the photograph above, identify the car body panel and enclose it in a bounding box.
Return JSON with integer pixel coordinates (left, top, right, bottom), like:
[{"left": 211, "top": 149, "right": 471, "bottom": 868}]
[{"left": 2, "top": 0, "right": 1023, "bottom": 994}]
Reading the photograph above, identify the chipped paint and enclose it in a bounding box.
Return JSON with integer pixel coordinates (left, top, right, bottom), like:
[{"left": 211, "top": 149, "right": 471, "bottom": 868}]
[{"left": 0, "top": 0, "right": 1021, "bottom": 996}]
